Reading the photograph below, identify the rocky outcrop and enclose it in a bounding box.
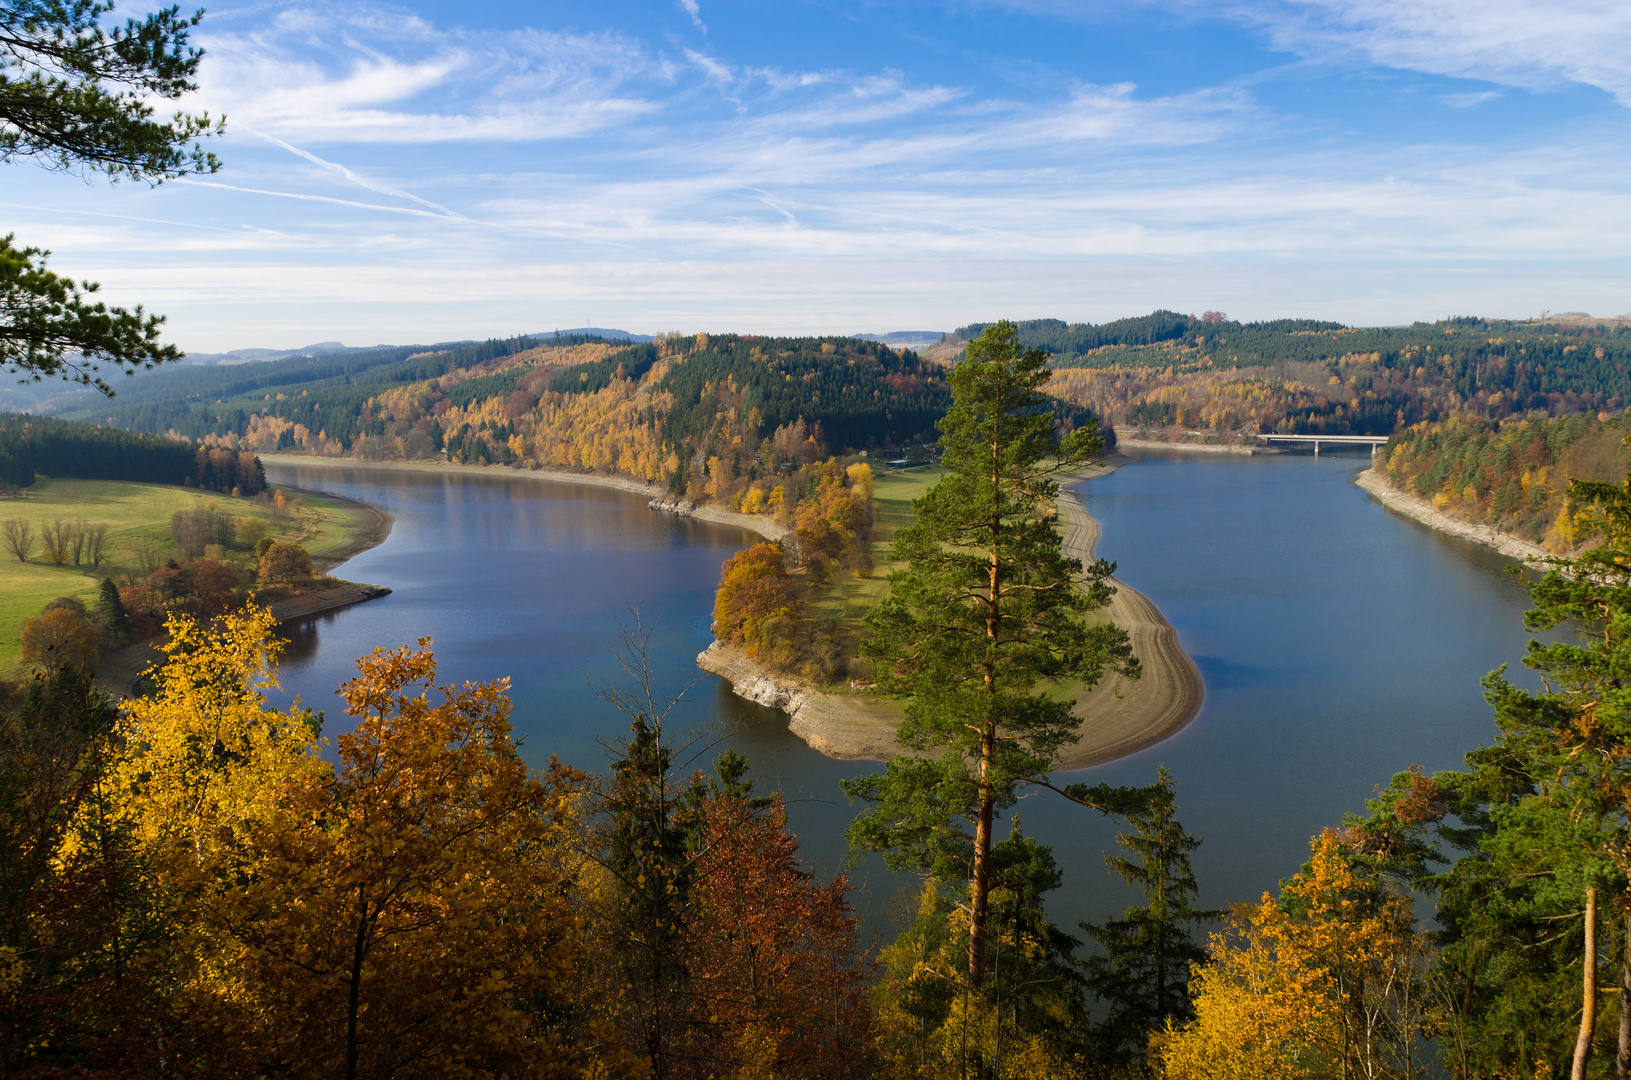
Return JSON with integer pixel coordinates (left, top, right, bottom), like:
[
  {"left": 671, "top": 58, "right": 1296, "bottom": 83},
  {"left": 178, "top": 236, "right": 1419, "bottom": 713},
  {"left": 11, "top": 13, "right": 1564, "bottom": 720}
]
[
  {"left": 651, "top": 498, "right": 792, "bottom": 545},
  {"left": 268, "top": 581, "right": 393, "bottom": 622},
  {"left": 648, "top": 495, "right": 699, "bottom": 515},
  {"left": 696, "top": 641, "right": 902, "bottom": 761}
]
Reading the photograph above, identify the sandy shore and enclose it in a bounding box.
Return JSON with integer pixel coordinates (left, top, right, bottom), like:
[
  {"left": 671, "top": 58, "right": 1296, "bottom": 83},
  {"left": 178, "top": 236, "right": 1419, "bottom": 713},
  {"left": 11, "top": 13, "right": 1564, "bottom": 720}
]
[
  {"left": 260, "top": 455, "right": 790, "bottom": 544},
  {"left": 701, "top": 464, "right": 1205, "bottom": 769},
  {"left": 1355, "top": 468, "right": 1551, "bottom": 566},
  {"left": 1116, "top": 437, "right": 1273, "bottom": 456},
  {"left": 1053, "top": 486, "right": 1205, "bottom": 767}
]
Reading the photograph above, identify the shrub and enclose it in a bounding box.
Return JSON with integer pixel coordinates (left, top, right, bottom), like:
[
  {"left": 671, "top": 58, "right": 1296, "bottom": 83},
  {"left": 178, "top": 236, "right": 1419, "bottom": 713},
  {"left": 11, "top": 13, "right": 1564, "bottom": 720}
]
[
  {"left": 20, "top": 609, "right": 99, "bottom": 674},
  {"left": 258, "top": 541, "right": 314, "bottom": 585}
]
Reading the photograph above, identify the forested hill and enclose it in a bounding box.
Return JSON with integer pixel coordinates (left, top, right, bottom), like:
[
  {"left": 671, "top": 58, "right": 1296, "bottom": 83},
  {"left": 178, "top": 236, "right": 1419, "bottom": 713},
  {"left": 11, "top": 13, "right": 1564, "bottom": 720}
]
[
  {"left": 55, "top": 334, "right": 622, "bottom": 446},
  {"left": 0, "top": 413, "right": 264, "bottom": 493},
  {"left": 967, "top": 313, "right": 1631, "bottom": 437},
  {"left": 47, "top": 330, "right": 1106, "bottom": 501}
]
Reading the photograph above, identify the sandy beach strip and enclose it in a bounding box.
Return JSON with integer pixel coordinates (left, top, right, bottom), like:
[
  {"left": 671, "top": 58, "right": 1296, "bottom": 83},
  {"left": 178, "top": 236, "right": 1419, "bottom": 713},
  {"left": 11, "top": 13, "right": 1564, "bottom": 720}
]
[
  {"left": 259, "top": 455, "right": 790, "bottom": 544},
  {"left": 1355, "top": 468, "right": 1549, "bottom": 566},
  {"left": 1052, "top": 486, "right": 1205, "bottom": 769}
]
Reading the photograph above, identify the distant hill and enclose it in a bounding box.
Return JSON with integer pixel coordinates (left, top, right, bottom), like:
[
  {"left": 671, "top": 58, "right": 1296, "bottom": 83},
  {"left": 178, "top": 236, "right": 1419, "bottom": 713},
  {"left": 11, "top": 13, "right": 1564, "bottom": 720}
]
[
  {"left": 854, "top": 331, "right": 949, "bottom": 348},
  {"left": 973, "top": 311, "right": 1631, "bottom": 437},
  {"left": 182, "top": 341, "right": 398, "bottom": 366},
  {"left": 526, "top": 327, "right": 653, "bottom": 343}
]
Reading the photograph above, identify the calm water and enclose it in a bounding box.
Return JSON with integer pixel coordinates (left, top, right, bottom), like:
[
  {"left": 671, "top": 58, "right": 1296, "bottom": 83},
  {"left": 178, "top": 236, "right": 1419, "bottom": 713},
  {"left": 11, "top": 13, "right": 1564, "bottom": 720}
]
[{"left": 264, "top": 454, "right": 1540, "bottom": 934}]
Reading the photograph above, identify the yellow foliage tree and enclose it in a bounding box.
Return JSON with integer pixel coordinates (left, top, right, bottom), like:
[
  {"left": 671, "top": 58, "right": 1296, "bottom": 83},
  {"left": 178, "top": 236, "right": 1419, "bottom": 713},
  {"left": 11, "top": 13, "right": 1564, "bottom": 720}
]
[
  {"left": 182, "top": 639, "right": 590, "bottom": 1079},
  {"left": 1154, "top": 831, "right": 1430, "bottom": 1080},
  {"left": 115, "top": 604, "right": 325, "bottom": 864}
]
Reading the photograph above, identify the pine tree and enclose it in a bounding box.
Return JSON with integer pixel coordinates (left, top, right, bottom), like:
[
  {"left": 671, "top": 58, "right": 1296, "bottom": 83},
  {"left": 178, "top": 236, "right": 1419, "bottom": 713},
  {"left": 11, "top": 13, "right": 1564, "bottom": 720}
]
[
  {"left": 845, "top": 319, "right": 1138, "bottom": 991},
  {"left": 1079, "top": 766, "right": 1215, "bottom": 1064},
  {"left": 0, "top": 2, "right": 223, "bottom": 390}
]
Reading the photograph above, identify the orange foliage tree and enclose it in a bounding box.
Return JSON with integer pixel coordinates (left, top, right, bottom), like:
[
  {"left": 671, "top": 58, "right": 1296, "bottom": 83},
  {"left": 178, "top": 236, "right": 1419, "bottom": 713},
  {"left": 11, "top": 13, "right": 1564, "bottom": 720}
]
[
  {"left": 685, "top": 789, "right": 873, "bottom": 1076},
  {"left": 713, "top": 542, "right": 804, "bottom": 666},
  {"left": 1153, "top": 831, "right": 1431, "bottom": 1080},
  {"left": 18, "top": 608, "right": 99, "bottom": 674},
  {"left": 185, "top": 640, "right": 589, "bottom": 1079}
]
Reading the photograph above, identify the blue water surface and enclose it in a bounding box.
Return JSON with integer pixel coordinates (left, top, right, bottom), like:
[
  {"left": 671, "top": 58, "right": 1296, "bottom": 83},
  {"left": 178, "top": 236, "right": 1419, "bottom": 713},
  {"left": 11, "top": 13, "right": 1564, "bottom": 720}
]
[{"left": 265, "top": 453, "right": 1542, "bottom": 935}]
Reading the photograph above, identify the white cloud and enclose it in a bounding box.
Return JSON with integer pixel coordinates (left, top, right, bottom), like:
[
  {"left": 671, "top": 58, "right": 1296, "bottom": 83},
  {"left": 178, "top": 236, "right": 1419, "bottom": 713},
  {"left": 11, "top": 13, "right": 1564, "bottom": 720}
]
[
  {"left": 990, "top": 0, "right": 1631, "bottom": 105},
  {"left": 1243, "top": 0, "right": 1631, "bottom": 105},
  {"left": 8, "top": 0, "right": 1622, "bottom": 349},
  {"left": 192, "top": 9, "right": 660, "bottom": 143},
  {"left": 683, "top": 47, "right": 732, "bottom": 85},
  {"left": 1442, "top": 90, "right": 1502, "bottom": 107},
  {"left": 679, "top": 0, "right": 706, "bottom": 33}
]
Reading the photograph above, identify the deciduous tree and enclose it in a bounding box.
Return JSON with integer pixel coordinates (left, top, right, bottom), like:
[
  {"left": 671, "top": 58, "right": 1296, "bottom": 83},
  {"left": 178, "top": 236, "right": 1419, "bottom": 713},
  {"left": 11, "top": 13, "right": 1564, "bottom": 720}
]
[
  {"left": 1154, "top": 831, "right": 1431, "bottom": 1080},
  {"left": 187, "top": 639, "right": 587, "bottom": 1079},
  {"left": 19, "top": 606, "right": 98, "bottom": 674}
]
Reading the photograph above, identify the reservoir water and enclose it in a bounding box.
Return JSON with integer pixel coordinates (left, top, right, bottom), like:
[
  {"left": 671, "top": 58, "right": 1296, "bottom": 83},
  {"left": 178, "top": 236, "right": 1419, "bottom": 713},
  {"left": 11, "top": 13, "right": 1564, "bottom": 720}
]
[{"left": 264, "top": 453, "right": 1541, "bottom": 935}]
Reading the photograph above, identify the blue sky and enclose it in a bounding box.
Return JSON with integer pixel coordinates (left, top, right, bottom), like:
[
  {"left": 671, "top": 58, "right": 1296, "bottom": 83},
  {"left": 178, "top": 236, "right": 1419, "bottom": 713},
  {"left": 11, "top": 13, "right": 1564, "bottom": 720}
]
[{"left": 8, "top": 0, "right": 1631, "bottom": 351}]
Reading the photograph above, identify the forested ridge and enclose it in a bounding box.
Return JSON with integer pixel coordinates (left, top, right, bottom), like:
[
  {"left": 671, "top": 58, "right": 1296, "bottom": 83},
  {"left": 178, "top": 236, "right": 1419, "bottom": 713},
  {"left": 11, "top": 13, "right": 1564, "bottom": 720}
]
[
  {"left": 1378, "top": 412, "right": 1631, "bottom": 547},
  {"left": 949, "top": 313, "right": 1631, "bottom": 437},
  {"left": 53, "top": 330, "right": 1108, "bottom": 507}
]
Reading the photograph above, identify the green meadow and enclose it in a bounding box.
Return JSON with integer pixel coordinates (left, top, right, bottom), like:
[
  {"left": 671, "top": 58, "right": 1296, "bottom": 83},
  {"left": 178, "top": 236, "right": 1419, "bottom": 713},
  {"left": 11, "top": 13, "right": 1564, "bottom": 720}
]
[{"left": 0, "top": 478, "right": 358, "bottom": 676}]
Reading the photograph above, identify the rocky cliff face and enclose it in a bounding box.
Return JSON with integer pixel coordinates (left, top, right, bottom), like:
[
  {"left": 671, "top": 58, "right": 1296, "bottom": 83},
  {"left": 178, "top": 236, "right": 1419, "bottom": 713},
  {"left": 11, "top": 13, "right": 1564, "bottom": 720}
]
[
  {"left": 648, "top": 497, "right": 793, "bottom": 547},
  {"left": 695, "top": 641, "right": 902, "bottom": 761}
]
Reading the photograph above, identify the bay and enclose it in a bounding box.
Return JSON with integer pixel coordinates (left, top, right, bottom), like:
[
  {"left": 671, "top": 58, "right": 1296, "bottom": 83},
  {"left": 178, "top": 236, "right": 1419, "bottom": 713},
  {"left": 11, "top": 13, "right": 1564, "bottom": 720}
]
[{"left": 264, "top": 453, "right": 1541, "bottom": 936}]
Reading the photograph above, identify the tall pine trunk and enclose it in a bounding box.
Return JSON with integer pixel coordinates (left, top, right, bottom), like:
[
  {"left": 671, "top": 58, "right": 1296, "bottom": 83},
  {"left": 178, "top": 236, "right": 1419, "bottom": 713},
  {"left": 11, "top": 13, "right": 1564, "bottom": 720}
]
[
  {"left": 1619, "top": 907, "right": 1630, "bottom": 1080},
  {"left": 968, "top": 494, "right": 1002, "bottom": 991},
  {"left": 1574, "top": 886, "right": 1598, "bottom": 1080}
]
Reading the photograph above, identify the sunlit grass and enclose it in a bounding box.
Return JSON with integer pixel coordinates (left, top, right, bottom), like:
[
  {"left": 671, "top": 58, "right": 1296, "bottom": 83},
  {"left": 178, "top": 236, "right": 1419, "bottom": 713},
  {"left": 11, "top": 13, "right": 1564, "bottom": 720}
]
[{"left": 0, "top": 478, "right": 355, "bottom": 678}]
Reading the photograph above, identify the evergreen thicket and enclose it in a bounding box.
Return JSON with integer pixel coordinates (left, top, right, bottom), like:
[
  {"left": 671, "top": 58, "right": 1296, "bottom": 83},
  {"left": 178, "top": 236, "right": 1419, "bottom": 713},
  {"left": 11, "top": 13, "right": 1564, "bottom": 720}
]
[{"left": 0, "top": 413, "right": 263, "bottom": 492}]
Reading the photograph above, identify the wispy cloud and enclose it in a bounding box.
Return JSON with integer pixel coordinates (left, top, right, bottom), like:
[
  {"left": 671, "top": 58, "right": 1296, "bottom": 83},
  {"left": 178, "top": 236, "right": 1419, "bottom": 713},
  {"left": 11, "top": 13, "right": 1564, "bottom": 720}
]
[
  {"left": 679, "top": 0, "right": 706, "bottom": 33},
  {"left": 992, "top": 0, "right": 1631, "bottom": 104},
  {"left": 5, "top": 0, "right": 1622, "bottom": 350},
  {"left": 1238, "top": 0, "right": 1631, "bottom": 105},
  {"left": 193, "top": 9, "right": 660, "bottom": 143}
]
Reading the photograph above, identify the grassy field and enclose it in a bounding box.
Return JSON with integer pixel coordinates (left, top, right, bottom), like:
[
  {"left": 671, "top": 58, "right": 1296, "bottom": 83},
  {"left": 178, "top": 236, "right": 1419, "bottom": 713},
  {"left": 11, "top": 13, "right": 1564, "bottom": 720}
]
[
  {"left": 803, "top": 467, "right": 941, "bottom": 684},
  {"left": 801, "top": 465, "right": 1114, "bottom": 696},
  {"left": 0, "top": 478, "right": 357, "bottom": 677}
]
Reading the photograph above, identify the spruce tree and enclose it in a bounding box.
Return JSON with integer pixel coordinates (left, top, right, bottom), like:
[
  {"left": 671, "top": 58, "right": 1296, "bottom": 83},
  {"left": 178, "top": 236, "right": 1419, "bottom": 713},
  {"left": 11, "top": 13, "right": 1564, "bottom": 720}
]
[
  {"left": 1079, "top": 766, "right": 1215, "bottom": 1063},
  {"left": 845, "top": 319, "right": 1138, "bottom": 990}
]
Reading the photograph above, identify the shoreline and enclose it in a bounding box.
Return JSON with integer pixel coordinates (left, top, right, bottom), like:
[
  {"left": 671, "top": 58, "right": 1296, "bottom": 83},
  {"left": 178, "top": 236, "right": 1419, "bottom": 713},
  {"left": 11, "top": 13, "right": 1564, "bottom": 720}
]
[
  {"left": 1355, "top": 468, "right": 1551, "bottom": 566},
  {"left": 256, "top": 452, "right": 1203, "bottom": 768},
  {"left": 1053, "top": 483, "right": 1206, "bottom": 768},
  {"left": 259, "top": 454, "right": 790, "bottom": 544},
  {"left": 701, "top": 459, "right": 1206, "bottom": 769},
  {"left": 93, "top": 481, "right": 398, "bottom": 699},
  {"left": 1115, "top": 437, "right": 1275, "bottom": 456}
]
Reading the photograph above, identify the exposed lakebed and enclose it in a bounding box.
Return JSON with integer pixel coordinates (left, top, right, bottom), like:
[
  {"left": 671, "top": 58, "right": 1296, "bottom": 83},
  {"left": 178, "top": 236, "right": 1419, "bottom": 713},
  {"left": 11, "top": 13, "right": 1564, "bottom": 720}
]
[{"left": 264, "top": 454, "right": 1542, "bottom": 933}]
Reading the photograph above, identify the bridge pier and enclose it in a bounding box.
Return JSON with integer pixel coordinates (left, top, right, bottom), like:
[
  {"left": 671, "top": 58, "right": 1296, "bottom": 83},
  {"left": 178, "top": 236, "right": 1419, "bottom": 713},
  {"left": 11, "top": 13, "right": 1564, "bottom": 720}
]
[{"left": 1313, "top": 440, "right": 1321, "bottom": 456}]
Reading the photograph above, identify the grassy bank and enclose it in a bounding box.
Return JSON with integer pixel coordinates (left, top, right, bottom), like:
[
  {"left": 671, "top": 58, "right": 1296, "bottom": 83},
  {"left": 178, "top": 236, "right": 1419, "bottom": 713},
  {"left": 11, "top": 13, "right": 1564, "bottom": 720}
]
[
  {"left": 801, "top": 467, "right": 941, "bottom": 687},
  {"left": 0, "top": 478, "right": 360, "bottom": 676}
]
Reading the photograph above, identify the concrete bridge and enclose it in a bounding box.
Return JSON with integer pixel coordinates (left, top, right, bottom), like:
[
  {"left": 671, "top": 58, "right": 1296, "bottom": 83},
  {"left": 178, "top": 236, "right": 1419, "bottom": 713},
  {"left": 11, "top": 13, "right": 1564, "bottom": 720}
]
[{"left": 1255, "top": 433, "right": 1390, "bottom": 455}]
